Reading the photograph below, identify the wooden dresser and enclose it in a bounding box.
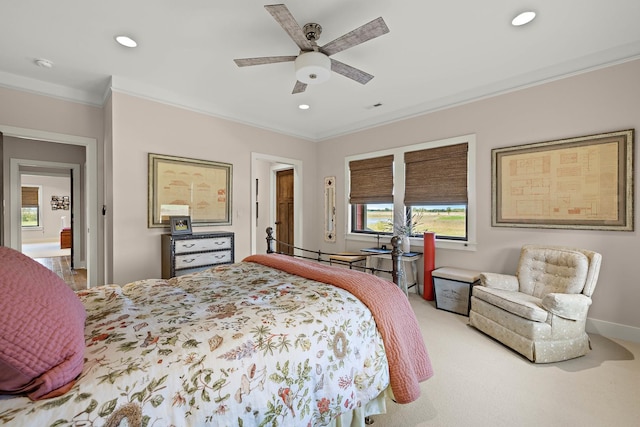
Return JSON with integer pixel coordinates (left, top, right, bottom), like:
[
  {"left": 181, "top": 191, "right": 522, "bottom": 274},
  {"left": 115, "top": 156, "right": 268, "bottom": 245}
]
[
  {"left": 60, "top": 228, "right": 72, "bottom": 249},
  {"left": 161, "top": 232, "right": 234, "bottom": 279}
]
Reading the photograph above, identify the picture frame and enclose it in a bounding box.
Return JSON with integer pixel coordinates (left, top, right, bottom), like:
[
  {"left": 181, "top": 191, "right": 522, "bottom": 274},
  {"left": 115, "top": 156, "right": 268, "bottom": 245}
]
[
  {"left": 51, "top": 195, "right": 70, "bottom": 211},
  {"left": 324, "top": 176, "right": 336, "bottom": 242},
  {"left": 148, "top": 153, "right": 233, "bottom": 228},
  {"left": 170, "top": 216, "right": 192, "bottom": 235},
  {"left": 492, "top": 129, "right": 634, "bottom": 231}
]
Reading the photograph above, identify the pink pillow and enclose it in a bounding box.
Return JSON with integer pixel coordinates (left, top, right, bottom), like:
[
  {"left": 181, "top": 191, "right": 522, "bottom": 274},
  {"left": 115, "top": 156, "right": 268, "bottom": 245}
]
[{"left": 0, "top": 247, "right": 86, "bottom": 400}]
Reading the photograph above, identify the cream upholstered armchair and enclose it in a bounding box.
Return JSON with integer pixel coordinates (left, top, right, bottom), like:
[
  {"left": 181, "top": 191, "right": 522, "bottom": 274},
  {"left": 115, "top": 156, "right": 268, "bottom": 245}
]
[{"left": 469, "top": 244, "right": 602, "bottom": 363}]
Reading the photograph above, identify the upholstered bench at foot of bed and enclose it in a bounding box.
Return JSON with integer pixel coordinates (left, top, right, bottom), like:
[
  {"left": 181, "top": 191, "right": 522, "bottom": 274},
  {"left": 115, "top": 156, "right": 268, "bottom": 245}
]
[{"left": 328, "top": 253, "right": 368, "bottom": 271}]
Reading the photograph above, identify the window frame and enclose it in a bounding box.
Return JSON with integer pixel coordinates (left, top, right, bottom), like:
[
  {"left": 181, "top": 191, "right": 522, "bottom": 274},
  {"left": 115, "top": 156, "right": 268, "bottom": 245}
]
[
  {"left": 345, "top": 134, "right": 477, "bottom": 251},
  {"left": 21, "top": 185, "right": 43, "bottom": 229}
]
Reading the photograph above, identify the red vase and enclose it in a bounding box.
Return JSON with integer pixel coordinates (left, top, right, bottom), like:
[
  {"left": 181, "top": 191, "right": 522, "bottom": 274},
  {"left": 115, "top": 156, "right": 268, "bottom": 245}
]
[{"left": 423, "top": 232, "right": 436, "bottom": 300}]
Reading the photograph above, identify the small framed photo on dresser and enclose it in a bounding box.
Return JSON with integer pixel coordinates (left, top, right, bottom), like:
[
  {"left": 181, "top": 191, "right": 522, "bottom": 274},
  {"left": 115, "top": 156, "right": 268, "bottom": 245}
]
[{"left": 170, "top": 216, "right": 192, "bottom": 235}]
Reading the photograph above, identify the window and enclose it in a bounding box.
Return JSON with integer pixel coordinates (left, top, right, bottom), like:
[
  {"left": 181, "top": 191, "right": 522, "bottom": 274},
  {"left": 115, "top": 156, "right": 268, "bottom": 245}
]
[
  {"left": 406, "top": 205, "right": 467, "bottom": 239},
  {"left": 21, "top": 186, "right": 41, "bottom": 227},
  {"left": 404, "top": 143, "right": 468, "bottom": 239},
  {"left": 346, "top": 135, "right": 476, "bottom": 249},
  {"left": 349, "top": 155, "right": 394, "bottom": 235},
  {"left": 351, "top": 203, "right": 394, "bottom": 234}
]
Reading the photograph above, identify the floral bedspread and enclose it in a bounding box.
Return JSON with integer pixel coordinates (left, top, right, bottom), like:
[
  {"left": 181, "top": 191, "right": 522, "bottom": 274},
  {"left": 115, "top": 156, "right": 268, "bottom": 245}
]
[{"left": 0, "top": 261, "right": 390, "bottom": 426}]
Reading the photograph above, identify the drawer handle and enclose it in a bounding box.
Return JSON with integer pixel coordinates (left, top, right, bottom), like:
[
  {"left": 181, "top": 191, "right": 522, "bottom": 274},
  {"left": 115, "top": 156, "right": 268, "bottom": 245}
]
[
  {"left": 214, "top": 241, "right": 225, "bottom": 246},
  {"left": 183, "top": 258, "right": 196, "bottom": 264},
  {"left": 181, "top": 243, "right": 196, "bottom": 248},
  {"left": 214, "top": 254, "right": 226, "bottom": 259}
]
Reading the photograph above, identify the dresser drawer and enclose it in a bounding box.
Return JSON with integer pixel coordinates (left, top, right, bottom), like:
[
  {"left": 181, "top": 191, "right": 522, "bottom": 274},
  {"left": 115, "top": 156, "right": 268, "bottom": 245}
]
[
  {"left": 162, "top": 232, "right": 234, "bottom": 279},
  {"left": 175, "top": 250, "right": 233, "bottom": 269},
  {"left": 174, "top": 236, "right": 232, "bottom": 254}
]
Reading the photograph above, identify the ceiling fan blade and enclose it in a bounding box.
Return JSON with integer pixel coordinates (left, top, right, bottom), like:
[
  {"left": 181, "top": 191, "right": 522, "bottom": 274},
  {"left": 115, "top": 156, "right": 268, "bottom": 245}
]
[
  {"left": 234, "top": 56, "right": 297, "bottom": 67},
  {"left": 330, "top": 59, "right": 374, "bottom": 84},
  {"left": 265, "top": 4, "right": 314, "bottom": 51},
  {"left": 320, "top": 17, "right": 389, "bottom": 56},
  {"left": 292, "top": 80, "right": 307, "bottom": 94}
]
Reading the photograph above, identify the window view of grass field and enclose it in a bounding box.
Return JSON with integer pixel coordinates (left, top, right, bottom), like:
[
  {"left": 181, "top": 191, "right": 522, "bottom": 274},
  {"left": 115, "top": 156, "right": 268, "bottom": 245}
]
[
  {"left": 21, "top": 207, "right": 39, "bottom": 227},
  {"left": 353, "top": 204, "right": 467, "bottom": 239}
]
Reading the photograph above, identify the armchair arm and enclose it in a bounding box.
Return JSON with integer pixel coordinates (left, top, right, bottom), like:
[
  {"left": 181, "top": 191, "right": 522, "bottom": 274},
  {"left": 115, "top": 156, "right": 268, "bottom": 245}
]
[
  {"left": 479, "top": 272, "right": 519, "bottom": 291},
  {"left": 541, "top": 293, "right": 593, "bottom": 321}
]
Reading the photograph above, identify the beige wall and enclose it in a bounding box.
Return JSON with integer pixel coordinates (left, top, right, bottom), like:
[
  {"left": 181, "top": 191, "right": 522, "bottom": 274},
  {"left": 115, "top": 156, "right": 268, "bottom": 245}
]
[
  {"left": 108, "top": 92, "right": 317, "bottom": 284},
  {"left": 0, "top": 86, "right": 104, "bottom": 280},
  {"left": 318, "top": 59, "right": 640, "bottom": 334},
  {"left": 0, "top": 86, "right": 103, "bottom": 137},
  {"left": 1, "top": 59, "right": 638, "bottom": 338}
]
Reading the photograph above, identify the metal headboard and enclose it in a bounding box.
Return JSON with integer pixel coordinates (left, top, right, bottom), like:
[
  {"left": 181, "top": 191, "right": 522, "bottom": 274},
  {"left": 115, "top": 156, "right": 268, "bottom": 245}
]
[{"left": 264, "top": 227, "right": 404, "bottom": 286}]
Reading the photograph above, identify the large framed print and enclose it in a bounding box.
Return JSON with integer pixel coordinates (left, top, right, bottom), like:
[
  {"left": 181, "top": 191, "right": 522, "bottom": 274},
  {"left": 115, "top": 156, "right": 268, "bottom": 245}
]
[
  {"left": 492, "top": 129, "right": 634, "bottom": 231},
  {"left": 148, "top": 153, "right": 232, "bottom": 228}
]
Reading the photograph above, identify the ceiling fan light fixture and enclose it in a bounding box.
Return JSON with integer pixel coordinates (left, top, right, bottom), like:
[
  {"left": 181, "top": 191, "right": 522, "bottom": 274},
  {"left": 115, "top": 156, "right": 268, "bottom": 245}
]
[{"left": 295, "top": 52, "right": 331, "bottom": 85}]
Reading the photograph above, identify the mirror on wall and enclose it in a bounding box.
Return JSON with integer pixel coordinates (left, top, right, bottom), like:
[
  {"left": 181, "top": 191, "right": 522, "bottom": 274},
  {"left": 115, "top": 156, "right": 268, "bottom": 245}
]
[{"left": 324, "top": 176, "right": 336, "bottom": 242}]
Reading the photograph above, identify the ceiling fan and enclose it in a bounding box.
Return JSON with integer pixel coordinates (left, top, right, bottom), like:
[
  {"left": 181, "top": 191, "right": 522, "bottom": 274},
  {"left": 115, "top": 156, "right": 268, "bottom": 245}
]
[{"left": 234, "top": 4, "right": 390, "bottom": 94}]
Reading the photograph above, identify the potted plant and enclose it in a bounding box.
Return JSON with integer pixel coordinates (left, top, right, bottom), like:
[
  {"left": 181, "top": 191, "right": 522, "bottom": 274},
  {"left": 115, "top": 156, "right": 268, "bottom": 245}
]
[{"left": 395, "top": 212, "right": 424, "bottom": 253}]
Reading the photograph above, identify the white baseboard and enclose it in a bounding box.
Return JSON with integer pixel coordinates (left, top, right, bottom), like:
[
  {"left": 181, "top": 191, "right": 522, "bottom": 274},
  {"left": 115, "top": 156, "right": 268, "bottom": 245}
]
[{"left": 587, "top": 318, "right": 640, "bottom": 343}]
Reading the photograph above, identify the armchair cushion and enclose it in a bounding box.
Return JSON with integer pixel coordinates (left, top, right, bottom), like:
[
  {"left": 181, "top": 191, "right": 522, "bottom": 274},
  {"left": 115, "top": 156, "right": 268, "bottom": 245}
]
[
  {"left": 541, "top": 293, "right": 593, "bottom": 321},
  {"left": 517, "top": 247, "right": 589, "bottom": 298},
  {"left": 479, "top": 272, "right": 519, "bottom": 291},
  {"left": 472, "top": 286, "right": 548, "bottom": 323}
]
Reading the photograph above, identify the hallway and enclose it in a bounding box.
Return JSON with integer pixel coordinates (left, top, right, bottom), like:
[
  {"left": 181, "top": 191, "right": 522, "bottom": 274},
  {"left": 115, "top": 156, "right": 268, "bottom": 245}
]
[
  {"left": 32, "top": 255, "right": 87, "bottom": 291},
  {"left": 23, "top": 242, "right": 87, "bottom": 291}
]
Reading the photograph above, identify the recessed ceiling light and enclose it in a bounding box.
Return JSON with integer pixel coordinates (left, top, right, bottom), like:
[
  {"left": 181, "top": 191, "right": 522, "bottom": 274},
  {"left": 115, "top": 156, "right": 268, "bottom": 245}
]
[
  {"left": 115, "top": 35, "right": 137, "bottom": 48},
  {"left": 298, "top": 104, "right": 310, "bottom": 110},
  {"left": 512, "top": 11, "right": 536, "bottom": 26},
  {"left": 34, "top": 58, "right": 54, "bottom": 69}
]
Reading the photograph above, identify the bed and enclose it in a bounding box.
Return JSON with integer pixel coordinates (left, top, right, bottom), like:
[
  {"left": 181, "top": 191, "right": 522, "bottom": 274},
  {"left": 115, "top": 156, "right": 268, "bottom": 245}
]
[{"left": 0, "top": 243, "right": 432, "bottom": 426}]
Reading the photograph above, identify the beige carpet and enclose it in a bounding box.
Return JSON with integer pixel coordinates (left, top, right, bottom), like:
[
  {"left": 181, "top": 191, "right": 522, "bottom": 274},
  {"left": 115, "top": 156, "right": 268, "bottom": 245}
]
[
  {"left": 22, "top": 241, "right": 70, "bottom": 258},
  {"left": 371, "top": 294, "right": 640, "bottom": 427}
]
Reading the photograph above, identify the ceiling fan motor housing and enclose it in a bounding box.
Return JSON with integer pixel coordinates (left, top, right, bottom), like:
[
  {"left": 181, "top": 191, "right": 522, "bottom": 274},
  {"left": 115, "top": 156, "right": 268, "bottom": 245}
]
[
  {"left": 303, "top": 23, "right": 322, "bottom": 41},
  {"left": 295, "top": 51, "right": 331, "bottom": 85}
]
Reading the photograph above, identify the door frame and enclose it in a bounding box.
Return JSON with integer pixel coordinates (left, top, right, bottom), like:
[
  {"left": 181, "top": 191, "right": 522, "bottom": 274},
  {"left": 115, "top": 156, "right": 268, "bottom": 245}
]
[
  {"left": 250, "top": 152, "right": 303, "bottom": 255},
  {"left": 0, "top": 125, "right": 99, "bottom": 286},
  {"left": 13, "top": 161, "right": 81, "bottom": 265}
]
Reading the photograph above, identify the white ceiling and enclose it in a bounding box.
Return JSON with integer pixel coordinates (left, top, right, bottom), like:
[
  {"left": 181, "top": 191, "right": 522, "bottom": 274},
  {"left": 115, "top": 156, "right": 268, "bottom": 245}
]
[{"left": 2, "top": 1, "right": 639, "bottom": 141}]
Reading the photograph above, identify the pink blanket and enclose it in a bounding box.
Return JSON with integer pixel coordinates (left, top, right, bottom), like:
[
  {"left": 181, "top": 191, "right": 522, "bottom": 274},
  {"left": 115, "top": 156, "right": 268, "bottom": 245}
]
[{"left": 244, "top": 254, "right": 434, "bottom": 404}]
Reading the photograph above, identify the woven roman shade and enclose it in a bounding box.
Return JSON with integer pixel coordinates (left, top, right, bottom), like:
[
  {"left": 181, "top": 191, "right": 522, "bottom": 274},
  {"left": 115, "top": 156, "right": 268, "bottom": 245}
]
[
  {"left": 404, "top": 143, "right": 468, "bottom": 205},
  {"left": 21, "top": 187, "right": 39, "bottom": 207},
  {"left": 349, "top": 155, "right": 394, "bottom": 204}
]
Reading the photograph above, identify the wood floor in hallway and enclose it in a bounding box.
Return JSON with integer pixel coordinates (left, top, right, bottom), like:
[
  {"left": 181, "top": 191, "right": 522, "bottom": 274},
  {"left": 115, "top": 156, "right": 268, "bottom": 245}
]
[{"left": 33, "top": 255, "right": 87, "bottom": 291}]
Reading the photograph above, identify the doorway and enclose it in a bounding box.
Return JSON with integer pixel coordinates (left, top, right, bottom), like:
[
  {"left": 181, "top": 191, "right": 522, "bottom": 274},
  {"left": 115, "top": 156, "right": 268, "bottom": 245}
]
[
  {"left": 19, "top": 171, "right": 87, "bottom": 290},
  {"left": 275, "top": 169, "right": 294, "bottom": 254},
  {"left": 0, "top": 125, "right": 99, "bottom": 286},
  {"left": 250, "top": 153, "right": 303, "bottom": 256}
]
